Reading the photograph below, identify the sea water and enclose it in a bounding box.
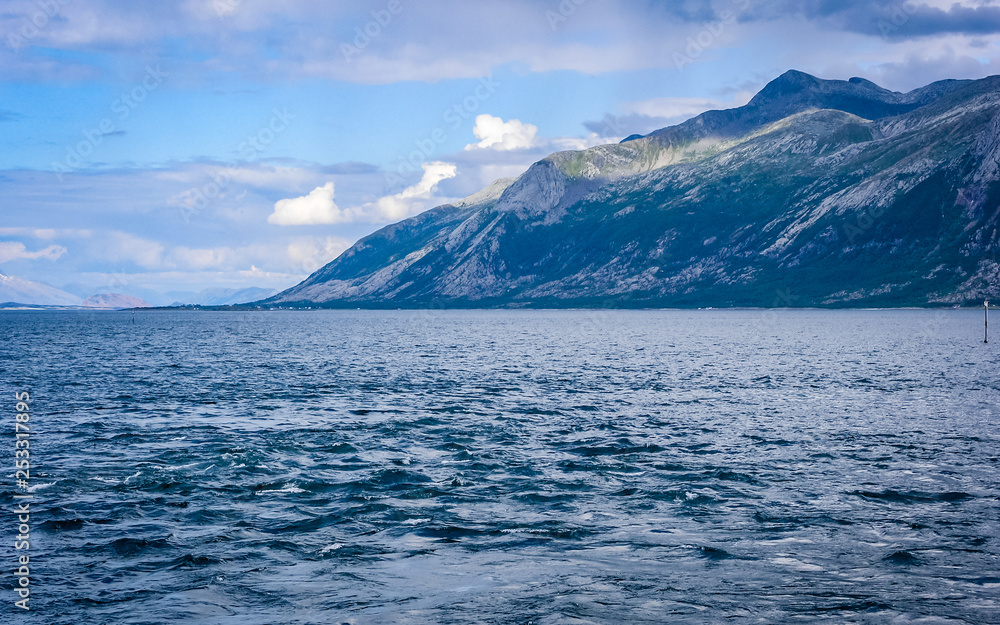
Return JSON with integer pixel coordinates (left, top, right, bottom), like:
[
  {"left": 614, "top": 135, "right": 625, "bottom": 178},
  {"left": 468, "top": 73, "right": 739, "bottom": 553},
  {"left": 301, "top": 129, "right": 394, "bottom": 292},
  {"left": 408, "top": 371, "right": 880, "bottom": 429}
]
[{"left": 1, "top": 309, "right": 997, "bottom": 624}]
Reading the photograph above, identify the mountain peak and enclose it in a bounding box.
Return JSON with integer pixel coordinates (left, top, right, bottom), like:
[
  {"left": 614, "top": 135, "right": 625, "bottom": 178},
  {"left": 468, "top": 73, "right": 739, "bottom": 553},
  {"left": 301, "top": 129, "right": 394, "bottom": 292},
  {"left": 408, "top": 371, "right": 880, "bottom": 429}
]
[
  {"left": 748, "top": 70, "right": 898, "bottom": 112},
  {"left": 644, "top": 70, "right": 928, "bottom": 147},
  {"left": 745, "top": 69, "right": 822, "bottom": 110},
  {"left": 759, "top": 70, "right": 893, "bottom": 98},
  {"left": 848, "top": 76, "right": 878, "bottom": 87},
  {"left": 765, "top": 69, "right": 821, "bottom": 92},
  {"left": 651, "top": 69, "right": 977, "bottom": 146}
]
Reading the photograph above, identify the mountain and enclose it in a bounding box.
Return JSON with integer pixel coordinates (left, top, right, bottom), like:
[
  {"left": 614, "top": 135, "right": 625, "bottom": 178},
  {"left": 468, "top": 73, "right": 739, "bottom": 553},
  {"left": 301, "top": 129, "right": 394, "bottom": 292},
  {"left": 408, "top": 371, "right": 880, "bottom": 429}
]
[
  {"left": 81, "top": 293, "right": 152, "bottom": 309},
  {"left": 0, "top": 270, "right": 83, "bottom": 306},
  {"left": 169, "top": 286, "right": 279, "bottom": 307},
  {"left": 267, "top": 70, "right": 1000, "bottom": 308}
]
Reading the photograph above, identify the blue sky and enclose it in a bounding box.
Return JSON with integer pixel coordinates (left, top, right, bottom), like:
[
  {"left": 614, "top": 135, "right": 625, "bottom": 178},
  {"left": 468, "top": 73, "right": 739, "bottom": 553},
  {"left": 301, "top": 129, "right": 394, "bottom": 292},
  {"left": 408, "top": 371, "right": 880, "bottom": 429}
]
[{"left": 2, "top": 0, "right": 1000, "bottom": 303}]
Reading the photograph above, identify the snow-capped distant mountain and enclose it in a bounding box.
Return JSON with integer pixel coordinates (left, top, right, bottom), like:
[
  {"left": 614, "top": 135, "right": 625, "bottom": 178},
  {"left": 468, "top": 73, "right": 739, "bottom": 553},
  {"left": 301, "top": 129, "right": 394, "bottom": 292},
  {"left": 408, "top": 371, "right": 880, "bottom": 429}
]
[{"left": 0, "top": 270, "right": 83, "bottom": 306}]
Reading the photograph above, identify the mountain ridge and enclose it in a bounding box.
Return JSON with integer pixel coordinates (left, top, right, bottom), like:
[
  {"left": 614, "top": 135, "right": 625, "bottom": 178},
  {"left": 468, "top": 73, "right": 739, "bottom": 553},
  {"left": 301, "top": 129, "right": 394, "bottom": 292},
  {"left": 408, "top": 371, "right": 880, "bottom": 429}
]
[
  {"left": 265, "top": 70, "right": 1000, "bottom": 308},
  {"left": 82, "top": 293, "right": 153, "bottom": 309}
]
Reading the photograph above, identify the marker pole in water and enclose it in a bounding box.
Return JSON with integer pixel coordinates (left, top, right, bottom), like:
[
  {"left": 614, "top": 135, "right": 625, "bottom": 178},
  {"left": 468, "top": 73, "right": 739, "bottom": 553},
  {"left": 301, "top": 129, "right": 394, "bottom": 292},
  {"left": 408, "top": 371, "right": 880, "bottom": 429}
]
[{"left": 986, "top": 300, "right": 989, "bottom": 344}]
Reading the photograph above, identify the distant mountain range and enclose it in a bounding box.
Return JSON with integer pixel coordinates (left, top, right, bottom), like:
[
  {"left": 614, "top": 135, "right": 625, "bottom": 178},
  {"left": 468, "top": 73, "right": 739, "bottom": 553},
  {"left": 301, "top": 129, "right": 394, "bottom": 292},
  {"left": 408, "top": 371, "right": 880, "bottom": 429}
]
[
  {"left": 0, "top": 269, "right": 274, "bottom": 308},
  {"left": 0, "top": 280, "right": 151, "bottom": 309},
  {"left": 265, "top": 70, "right": 1000, "bottom": 308},
  {"left": 82, "top": 293, "right": 152, "bottom": 309},
  {"left": 0, "top": 270, "right": 82, "bottom": 306},
  {"left": 168, "top": 287, "right": 278, "bottom": 307}
]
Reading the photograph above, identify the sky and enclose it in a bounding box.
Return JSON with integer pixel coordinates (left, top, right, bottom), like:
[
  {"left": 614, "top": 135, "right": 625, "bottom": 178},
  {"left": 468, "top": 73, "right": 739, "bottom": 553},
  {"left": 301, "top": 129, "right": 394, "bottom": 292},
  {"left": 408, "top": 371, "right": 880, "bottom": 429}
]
[{"left": 2, "top": 0, "right": 1000, "bottom": 303}]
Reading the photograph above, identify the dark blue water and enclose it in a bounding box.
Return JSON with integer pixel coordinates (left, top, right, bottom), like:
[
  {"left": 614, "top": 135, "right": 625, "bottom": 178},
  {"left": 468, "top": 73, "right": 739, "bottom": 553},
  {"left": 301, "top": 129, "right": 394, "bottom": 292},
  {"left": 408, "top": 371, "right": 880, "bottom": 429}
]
[{"left": 1, "top": 309, "right": 998, "bottom": 624}]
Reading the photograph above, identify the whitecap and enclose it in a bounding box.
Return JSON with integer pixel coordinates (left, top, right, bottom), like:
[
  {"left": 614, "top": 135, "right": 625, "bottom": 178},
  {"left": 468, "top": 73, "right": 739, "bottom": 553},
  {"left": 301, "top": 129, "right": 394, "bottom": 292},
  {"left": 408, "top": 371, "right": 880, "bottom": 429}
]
[
  {"left": 160, "top": 462, "right": 200, "bottom": 472},
  {"left": 771, "top": 557, "right": 824, "bottom": 572},
  {"left": 255, "top": 483, "right": 305, "bottom": 495}
]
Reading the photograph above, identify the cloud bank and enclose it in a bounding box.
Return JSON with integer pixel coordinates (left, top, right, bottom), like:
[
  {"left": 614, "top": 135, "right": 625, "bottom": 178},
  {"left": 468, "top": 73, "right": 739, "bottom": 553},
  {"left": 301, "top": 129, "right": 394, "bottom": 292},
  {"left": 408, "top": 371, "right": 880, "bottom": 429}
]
[
  {"left": 269, "top": 162, "right": 458, "bottom": 227},
  {"left": 0, "top": 241, "right": 67, "bottom": 263}
]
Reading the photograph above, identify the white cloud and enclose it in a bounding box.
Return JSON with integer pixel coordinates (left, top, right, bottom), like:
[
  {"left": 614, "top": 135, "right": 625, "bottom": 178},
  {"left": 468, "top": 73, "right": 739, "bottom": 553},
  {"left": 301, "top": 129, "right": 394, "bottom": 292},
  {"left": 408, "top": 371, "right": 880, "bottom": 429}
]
[
  {"left": 624, "top": 96, "right": 750, "bottom": 120},
  {"left": 466, "top": 114, "right": 540, "bottom": 151},
  {"left": 0, "top": 228, "right": 93, "bottom": 240},
  {"left": 842, "top": 45, "right": 997, "bottom": 92},
  {"left": 77, "top": 268, "right": 305, "bottom": 293},
  {"left": 268, "top": 182, "right": 346, "bottom": 225},
  {"left": 582, "top": 93, "right": 759, "bottom": 139},
  {"left": 238, "top": 264, "right": 304, "bottom": 284},
  {"left": 115, "top": 239, "right": 354, "bottom": 275},
  {"left": 268, "top": 162, "right": 457, "bottom": 227},
  {"left": 0, "top": 241, "right": 67, "bottom": 263},
  {"left": 170, "top": 246, "right": 232, "bottom": 270},
  {"left": 103, "top": 232, "right": 165, "bottom": 269},
  {"left": 4, "top": 0, "right": 1000, "bottom": 87},
  {"left": 398, "top": 162, "right": 459, "bottom": 200},
  {"left": 373, "top": 161, "right": 458, "bottom": 221},
  {"left": 0, "top": 1, "right": 722, "bottom": 84},
  {"left": 549, "top": 134, "right": 615, "bottom": 152}
]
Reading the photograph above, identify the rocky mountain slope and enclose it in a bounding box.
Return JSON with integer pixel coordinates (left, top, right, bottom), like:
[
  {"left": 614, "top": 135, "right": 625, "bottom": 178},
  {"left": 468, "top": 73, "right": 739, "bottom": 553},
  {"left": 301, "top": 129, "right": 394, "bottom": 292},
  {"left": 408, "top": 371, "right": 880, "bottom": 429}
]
[{"left": 266, "top": 70, "right": 1000, "bottom": 308}]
